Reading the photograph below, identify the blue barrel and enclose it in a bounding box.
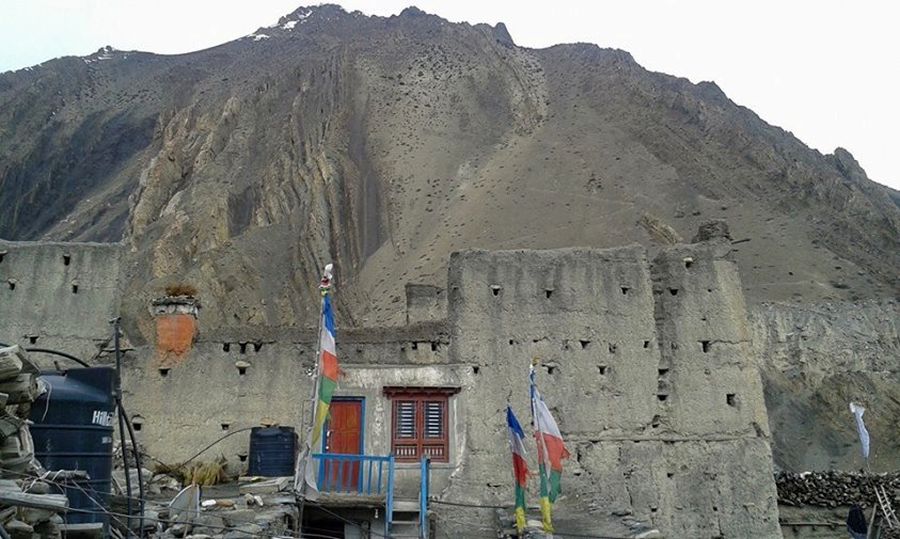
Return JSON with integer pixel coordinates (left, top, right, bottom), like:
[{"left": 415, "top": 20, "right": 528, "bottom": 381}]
[
  {"left": 30, "top": 367, "right": 116, "bottom": 526},
  {"left": 248, "top": 426, "right": 297, "bottom": 476}
]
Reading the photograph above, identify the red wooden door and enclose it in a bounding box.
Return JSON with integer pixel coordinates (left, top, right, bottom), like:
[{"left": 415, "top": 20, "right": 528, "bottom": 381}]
[{"left": 324, "top": 399, "right": 362, "bottom": 490}]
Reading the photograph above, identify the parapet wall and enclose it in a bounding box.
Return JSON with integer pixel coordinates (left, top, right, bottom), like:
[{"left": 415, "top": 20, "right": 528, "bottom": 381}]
[{"left": 0, "top": 240, "right": 123, "bottom": 360}]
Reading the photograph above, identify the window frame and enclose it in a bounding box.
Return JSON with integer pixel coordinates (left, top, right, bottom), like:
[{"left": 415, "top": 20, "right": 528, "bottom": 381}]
[{"left": 384, "top": 386, "right": 459, "bottom": 463}]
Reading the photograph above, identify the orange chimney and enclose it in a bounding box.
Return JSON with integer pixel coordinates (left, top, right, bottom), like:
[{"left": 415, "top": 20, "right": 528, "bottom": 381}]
[{"left": 150, "top": 295, "right": 200, "bottom": 367}]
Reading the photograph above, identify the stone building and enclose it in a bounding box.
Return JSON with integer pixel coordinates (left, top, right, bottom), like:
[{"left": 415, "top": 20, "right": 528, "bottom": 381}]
[{"left": 0, "top": 227, "right": 783, "bottom": 538}]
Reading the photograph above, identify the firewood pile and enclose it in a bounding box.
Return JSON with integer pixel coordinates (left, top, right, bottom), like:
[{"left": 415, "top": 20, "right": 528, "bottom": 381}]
[
  {"left": 777, "top": 470, "right": 900, "bottom": 507},
  {"left": 0, "top": 345, "right": 69, "bottom": 538}
]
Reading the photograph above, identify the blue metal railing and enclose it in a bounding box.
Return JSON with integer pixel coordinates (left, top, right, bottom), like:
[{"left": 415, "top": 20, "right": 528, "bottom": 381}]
[
  {"left": 311, "top": 453, "right": 394, "bottom": 495},
  {"left": 310, "top": 453, "right": 396, "bottom": 536},
  {"left": 419, "top": 456, "right": 430, "bottom": 538}
]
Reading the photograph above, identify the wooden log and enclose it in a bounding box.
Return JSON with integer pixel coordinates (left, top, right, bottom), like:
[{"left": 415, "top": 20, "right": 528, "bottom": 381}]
[
  {"left": 0, "top": 353, "right": 22, "bottom": 382},
  {"left": 0, "top": 346, "right": 38, "bottom": 376},
  {"left": 0, "top": 489, "right": 68, "bottom": 510},
  {"left": 0, "top": 375, "right": 38, "bottom": 404}
]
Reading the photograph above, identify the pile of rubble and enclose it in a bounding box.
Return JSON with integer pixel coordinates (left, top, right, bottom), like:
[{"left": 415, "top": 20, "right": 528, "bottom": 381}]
[
  {"left": 0, "top": 345, "right": 69, "bottom": 538},
  {"left": 776, "top": 470, "right": 900, "bottom": 507},
  {"left": 111, "top": 475, "right": 297, "bottom": 538}
]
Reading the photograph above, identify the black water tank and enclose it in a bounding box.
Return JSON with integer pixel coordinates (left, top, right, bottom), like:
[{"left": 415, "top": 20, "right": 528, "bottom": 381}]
[
  {"left": 30, "top": 367, "right": 116, "bottom": 526},
  {"left": 248, "top": 426, "right": 298, "bottom": 476}
]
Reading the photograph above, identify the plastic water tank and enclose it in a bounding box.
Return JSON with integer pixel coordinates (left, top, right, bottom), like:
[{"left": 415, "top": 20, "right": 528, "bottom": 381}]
[
  {"left": 30, "top": 367, "right": 116, "bottom": 526},
  {"left": 248, "top": 426, "right": 297, "bottom": 476}
]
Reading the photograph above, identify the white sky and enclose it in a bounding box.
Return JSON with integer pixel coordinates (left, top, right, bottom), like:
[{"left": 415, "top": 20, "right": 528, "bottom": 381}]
[{"left": 1, "top": 1, "right": 898, "bottom": 189}]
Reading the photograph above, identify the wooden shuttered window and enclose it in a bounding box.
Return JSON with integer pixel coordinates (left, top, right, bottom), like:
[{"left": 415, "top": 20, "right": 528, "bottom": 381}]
[{"left": 385, "top": 387, "right": 457, "bottom": 463}]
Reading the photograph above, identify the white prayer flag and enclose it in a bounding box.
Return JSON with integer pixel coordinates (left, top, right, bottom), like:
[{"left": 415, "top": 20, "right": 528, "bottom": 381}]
[{"left": 849, "top": 402, "right": 870, "bottom": 460}]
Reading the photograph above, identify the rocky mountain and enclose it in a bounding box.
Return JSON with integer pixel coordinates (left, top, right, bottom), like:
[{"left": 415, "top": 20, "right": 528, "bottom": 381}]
[{"left": 1, "top": 4, "right": 898, "bottom": 336}]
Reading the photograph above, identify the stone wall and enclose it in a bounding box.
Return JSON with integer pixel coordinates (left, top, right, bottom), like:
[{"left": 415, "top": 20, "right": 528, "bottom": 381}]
[{"left": 0, "top": 240, "right": 123, "bottom": 361}]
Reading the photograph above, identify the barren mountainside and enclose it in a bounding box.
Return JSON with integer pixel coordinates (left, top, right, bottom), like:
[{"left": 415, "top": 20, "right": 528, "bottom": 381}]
[{"left": 1, "top": 4, "right": 898, "bottom": 337}]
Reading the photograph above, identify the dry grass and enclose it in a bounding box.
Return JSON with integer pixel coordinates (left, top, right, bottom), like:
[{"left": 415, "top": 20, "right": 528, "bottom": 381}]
[
  {"left": 164, "top": 283, "right": 198, "bottom": 297},
  {"left": 154, "top": 457, "right": 227, "bottom": 486}
]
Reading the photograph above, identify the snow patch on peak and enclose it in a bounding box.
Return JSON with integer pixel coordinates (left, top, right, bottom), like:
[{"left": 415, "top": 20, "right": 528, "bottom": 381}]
[
  {"left": 250, "top": 33, "right": 270, "bottom": 41},
  {"left": 282, "top": 20, "right": 298, "bottom": 30}
]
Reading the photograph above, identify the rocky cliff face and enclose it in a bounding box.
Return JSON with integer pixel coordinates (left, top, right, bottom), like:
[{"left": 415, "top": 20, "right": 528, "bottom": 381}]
[
  {"left": 751, "top": 299, "right": 900, "bottom": 472},
  {"left": 1, "top": 5, "right": 898, "bottom": 341}
]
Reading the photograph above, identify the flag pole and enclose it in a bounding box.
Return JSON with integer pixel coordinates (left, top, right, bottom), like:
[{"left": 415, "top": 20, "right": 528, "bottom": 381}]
[
  {"left": 530, "top": 358, "right": 555, "bottom": 537},
  {"left": 296, "top": 263, "right": 333, "bottom": 533}
]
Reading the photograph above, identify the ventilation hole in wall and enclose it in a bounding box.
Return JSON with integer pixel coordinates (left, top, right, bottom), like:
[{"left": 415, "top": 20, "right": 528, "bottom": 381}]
[
  {"left": 239, "top": 343, "right": 248, "bottom": 354},
  {"left": 132, "top": 416, "right": 144, "bottom": 432},
  {"left": 788, "top": 271, "right": 794, "bottom": 276},
  {"left": 545, "top": 289, "right": 554, "bottom": 299},
  {"left": 545, "top": 365, "right": 557, "bottom": 375},
  {"left": 707, "top": 288, "right": 713, "bottom": 293},
  {"left": 473, "top": 366, "right": 480, "bottom": 375},
  {"left": 650, "top": 507, "right": 658, "bottom": 513},
  {"left": 7, "top": 281, "right": 15, "bottom": 291},
  {"left": 430, "top": 342, "right": 438, "bottom": 352},
  {"left": 411, "top": 342, "right": 418, "bottom": 350},
  {"left": 620, "top": 286, "right": 630, "bottom": 295},
  {"left": 490, "top": 285, "right": 502, "bottom": 296},
  {"left": 597, "top": 365, "right": 607, "bottom": 375},
  {"left": 28, "top": 336, "right": 38, "bottom": 345},
  {"left": 658, "top": 368, "right": 669, "bottom": 377},
  {"left": 683, "top": 257, "right": 693, "bottom": 269},
  {"left": 580, "top": 340, "right": 591, "bottom": 350},
  {"left": 668, "top": 288, "right": 679, "bottom": 296},
  {"left": 159, "top": 368, "right": 170, "bottom": 378},
  {"left": 657, "top": 394, "right": 668, "bottom": 402},
  {"left": 608, "top": 343, "right": 617, "bottom": 354},
  {"left": 643, "top": 340, "right": 650, "bottom": 349},
  {"left": 701, "top": 340, "right": 711, "bottom": 353},
  {"left": 71, "top": 284, "right": 79, "bottom": 294},
  {"left": 712, "top": 505, "right": 719, "bottom": 512},
  {"left": 223, "top": 343, "right": 230, "bottom": 352},
  {"left": 666, "top": 472, "right": 674, "bottom": 478},
  {"left": 221, "top": 423, "right": 231, "bottom": 431},
  {"left": 253, "top": 342, "right": 262, "bottom": 353},
  {"left": 726, "top": 394, "right": 736, "bottom": 407},
  {"left": 238, "top": 453, "right": 248, "bottom": 463},
  {"left": 651, "top": 415, "right": 660, "bottom": 428},
  {"left": 237, "top": 364, "right": 248, "bottom": 376},
  {"left": 63, "top": 254, "right": 71, "bottom": 266},
  {"left": 701, "top": 316, "right": 707, "bottom": 322},
  {"left": 508, "top": 339, "right": 516, "bottom": 346}
]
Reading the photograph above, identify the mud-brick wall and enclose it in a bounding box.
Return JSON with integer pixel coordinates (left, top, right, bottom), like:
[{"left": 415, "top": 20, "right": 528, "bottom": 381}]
[
  {"left": 122, "top": 322, "right": 454, "bottom": 493},
  {"left": 440, "top": 244, "right": 781, "bottom": 538},
  {"left": 0, "top": 240, "right": 123, "bottom": 361}
]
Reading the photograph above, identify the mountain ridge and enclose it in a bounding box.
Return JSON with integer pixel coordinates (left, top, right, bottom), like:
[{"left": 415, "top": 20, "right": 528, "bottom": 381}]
[{"left": 0, "top": 4, "right": 897, "bottom": 335}]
